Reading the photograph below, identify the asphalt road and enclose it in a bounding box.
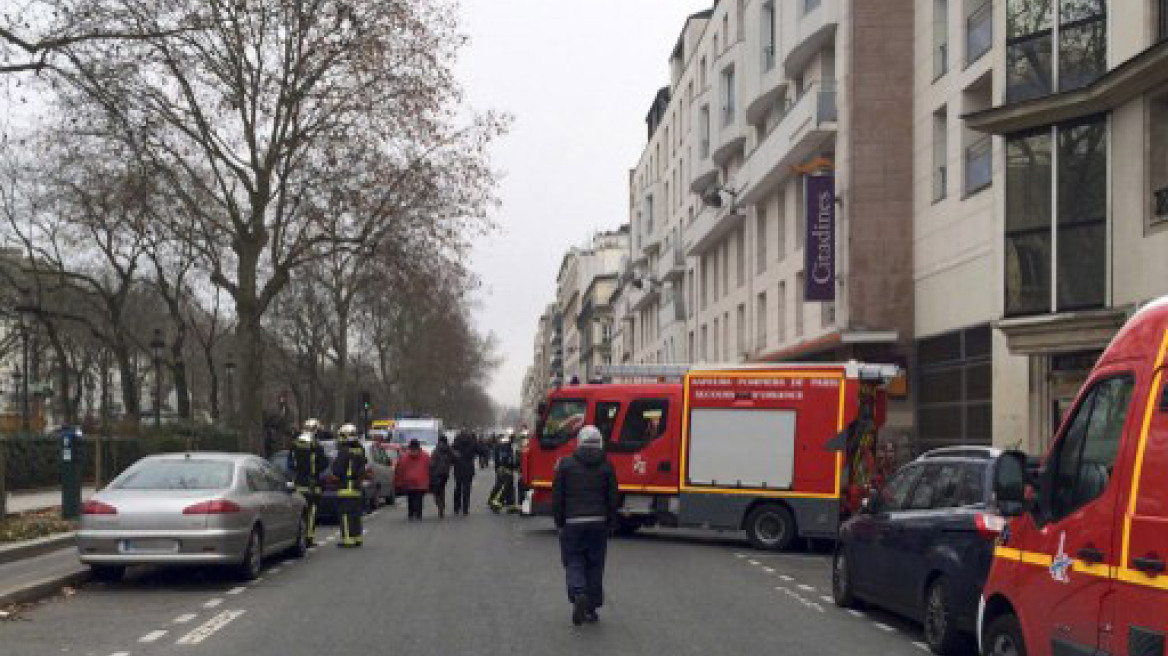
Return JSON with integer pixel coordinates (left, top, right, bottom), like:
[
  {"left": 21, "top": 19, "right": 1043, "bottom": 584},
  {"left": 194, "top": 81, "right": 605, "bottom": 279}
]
[{"left": 2, "top": 480, "right": 940, "bottom": 656}]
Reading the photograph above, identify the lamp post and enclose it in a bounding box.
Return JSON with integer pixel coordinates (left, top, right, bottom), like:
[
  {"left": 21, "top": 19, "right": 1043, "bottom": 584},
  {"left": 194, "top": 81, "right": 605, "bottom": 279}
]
[
  {"left": 150, "top": 328, "right": 165, "bottom": 427},
  {"left": 14, "top": 288, "right": 33, "bottom": 434},
  {"left": 225, "top": 353, "right": 236, "bottom": 426}
]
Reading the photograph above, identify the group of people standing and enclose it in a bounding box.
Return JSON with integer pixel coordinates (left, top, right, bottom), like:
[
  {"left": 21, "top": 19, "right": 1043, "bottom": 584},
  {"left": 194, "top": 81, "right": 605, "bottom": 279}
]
[{"left": 394, "top": 430, "right": 492, "bottom": 519}]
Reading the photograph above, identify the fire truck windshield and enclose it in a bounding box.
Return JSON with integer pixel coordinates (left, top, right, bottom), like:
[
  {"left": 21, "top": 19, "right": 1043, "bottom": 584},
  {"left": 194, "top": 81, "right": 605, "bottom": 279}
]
[{"left": 538, "top": 399, "right": 587, "bottom": 448}]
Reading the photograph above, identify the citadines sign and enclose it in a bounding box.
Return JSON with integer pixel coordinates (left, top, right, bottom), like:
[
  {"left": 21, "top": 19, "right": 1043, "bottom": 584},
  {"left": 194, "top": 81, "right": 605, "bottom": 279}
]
[{"left": 804, "top": 174, "right": 836, "bottom": 302}]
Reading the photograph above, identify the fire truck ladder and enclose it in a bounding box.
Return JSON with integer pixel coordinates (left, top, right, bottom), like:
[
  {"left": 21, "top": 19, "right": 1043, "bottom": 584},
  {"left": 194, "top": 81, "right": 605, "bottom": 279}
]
[{"left": 593, "top": 364, "right": 692, "bottom": 383}]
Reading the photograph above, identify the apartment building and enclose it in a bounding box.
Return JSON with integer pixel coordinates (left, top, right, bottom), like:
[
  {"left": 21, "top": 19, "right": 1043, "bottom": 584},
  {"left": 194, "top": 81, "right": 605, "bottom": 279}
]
[
  {"left": 551, "top": 227, "right": 630, "bottom": 386},
  {"left": 619, "top": 0, "right": 918, "bottom": 442}
]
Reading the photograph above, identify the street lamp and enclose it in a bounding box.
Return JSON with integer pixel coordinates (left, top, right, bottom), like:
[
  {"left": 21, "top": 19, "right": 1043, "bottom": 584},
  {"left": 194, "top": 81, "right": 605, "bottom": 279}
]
[
  {"left": 225, "top": 352, "right": 236, "bottom": 426},
  {"left": 150, "top": 328, "right": 165, "bottom": 427},
  {"left": 14, "top": 288, "right": 33, "bottom": 434}
]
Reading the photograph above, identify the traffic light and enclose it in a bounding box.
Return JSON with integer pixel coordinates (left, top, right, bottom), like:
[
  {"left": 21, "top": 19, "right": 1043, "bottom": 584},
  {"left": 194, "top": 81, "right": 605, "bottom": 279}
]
[{"left": 359, "top": 391, "right": 371, "bottom": 410}]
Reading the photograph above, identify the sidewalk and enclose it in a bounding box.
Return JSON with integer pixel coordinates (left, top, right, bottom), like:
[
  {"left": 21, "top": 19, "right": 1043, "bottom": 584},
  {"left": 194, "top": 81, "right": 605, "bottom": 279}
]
[
  {"left": 0, "top": 543, "right": 87, "bottom": 608},
  {"left": 6, "top": 486, "right": 97, "bottom": 514}
]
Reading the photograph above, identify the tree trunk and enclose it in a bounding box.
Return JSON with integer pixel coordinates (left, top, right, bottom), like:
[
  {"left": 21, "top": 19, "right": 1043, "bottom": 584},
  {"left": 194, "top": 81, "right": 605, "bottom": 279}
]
[
  {"left": 115, "top": 344, "right": 140, "bottom": 428},
  {"left": 237, "top": 313, "right": 264, "bottom": 453},
  {"left": 169, "top": 322, "right": 192, "bottom": 420}
]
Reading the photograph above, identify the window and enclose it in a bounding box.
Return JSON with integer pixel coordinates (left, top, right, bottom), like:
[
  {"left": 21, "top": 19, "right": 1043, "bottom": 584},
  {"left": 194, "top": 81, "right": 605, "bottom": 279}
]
[
  {"left": 713, "top": 318, "right": 721, "bottom": 360},
  {"left": 803, "top": 0, "right": 823, "bottom": 15},
  {"left": 721, "top": 241, "right": 730, "bottom": 296},
  {"left": 700, "top": 106, "right": 711, "bottom": 158},
  {"left": 917, "top": 325, "right": 993, "bottom": 450},
  {"left": 538, "top": 399, "right": 588, "bottom": 448},
  {"left": 757, "top": 209, "right": 769, "bottom": 274},
  {"left": 736, "top": 304, "right": 746, "bottom": 355},
  {"left": 1046, "top": 376, "right": 1134, "bottom": 521},
  {"left": 956, "top": 463, "right": 987, "bottom": 506},
  {"left": 722, "top": 66, "right": 737, "bottom": 127},
  {"left": 701, "top": 325, "right": 709, "bottom": 361},
  {"left": 907, "top": 463, "right": 965, "bottom": 510},
  {"left": 612, "top": 399, "right": 669, "bottom": 453},
  {"left": 701, "top": 255, "right": 710, "bottom": 309},
  {"left": 875, "top": 464, "right": 923, "bottom": 513},
  {"left": 762, "top": 2, "right": 777, "bottom": 71},
  {"left": 712, "top": 250, "right": 720, "bottom": 301},
  {"left": 777, "top": 281, "right": 787, "bottom": 343},
  {"left": 933, "top": 106, "right": 949, "bottom": 202},
  {"left": 736, "top": 0, "right": 745, "bottom": 40},
  {"left": 966, "top": 0, "right": 993, "bottom": 65},
  {"left": 965, "top": 134, "right": 992, "bottom": 195},
  {"left": 1004, "top": 116, "right": 1107, "bottom": 317},
  {"left": 736, "top": 227, "right": 746, "bottom": 287},
  {"left": 700, "top": 56, "right": 708, "bottom": 88},
  {"left": 934, "top": 0, "right": 950, "bottom": 80},
  {"left": 756, "top": 292, "right": 768, "bottom": 350},
  {"left": 775, "top": 190, "right": 787, "bottom": 261},
  {"left": 795, "top": 273, "right": 805, "bottom": 338},
  {"left": 1006, "top": 0, "right": 1106, "bottom": 102},
  {"left": 594, "top": 401, "right": 621, "bottom": 443}
]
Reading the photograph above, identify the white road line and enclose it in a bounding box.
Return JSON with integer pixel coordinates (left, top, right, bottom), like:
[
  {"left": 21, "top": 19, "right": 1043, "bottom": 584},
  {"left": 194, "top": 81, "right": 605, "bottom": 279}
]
[
  {"left": 779, "top": 574, "right": 794, "bottom": 581},
  {"left": 747, "top": 559, "right": 760, "bottom": 565},
  {"left": 774, "top": 586, "right": 788, "bottom": 592},
  {"left": 174, "top": 613, "right": 198, "bottom": 624},
  {"left": 847, "top": 610, "right": 865, "bottom": 618},
  {"left": 269, "top": 567, "right": 282, "bottom": 574},
  {"left": 109, "top": 652, "right": 131, "bottom": 656},
  {"left": 873, "top": 622, "right": 897, "bottom": 633},
  {"left": 798, "top": 584, "right": 816, "bottom": 592},
  {"left": 203, "top": 598, "right": 223, "bottom": 609},
  {"left": 176, "top": 610, "right": 246, "bottom": 645},
  {"left": 253, "top": 577, "right": 265, "bottom": 583},
  {"left": 820, "top": 595, "right": 834, "bottom": 604},
  {"left": 139, "top": 630, "right": 168, "bottom": 643},
  {"left": 762, "top": 567, "right": 776, "bottom": 573},
  {"left": 734, "top": 553, "right": 746, "bottom": 558},
  {"left": 913, "top": 641, "right": 930, "bottom": 651},
  {"left": 226, "top": 586, "right": 246, "bottom": 596}
]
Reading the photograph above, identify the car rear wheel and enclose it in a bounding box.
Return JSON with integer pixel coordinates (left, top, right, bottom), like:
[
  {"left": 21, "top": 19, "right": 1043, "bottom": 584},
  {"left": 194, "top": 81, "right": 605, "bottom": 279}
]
[
  {"left": 831, "top": 547, "right": 860, "bottom": 608},
  {"left": 983, "top": 614, "right": 1027, "bottom": 656},
  {"left": 237, "top": 527, "right": 263, "bottom": 581},
  {"left": 923, "top": 577, "right": 964, "bottom": 655},
  {"left": 90, "top": 565, "right": 126, "bottom": 582},
  {"left": 745, "top": 504, "right": 796, "bottom": 551}
]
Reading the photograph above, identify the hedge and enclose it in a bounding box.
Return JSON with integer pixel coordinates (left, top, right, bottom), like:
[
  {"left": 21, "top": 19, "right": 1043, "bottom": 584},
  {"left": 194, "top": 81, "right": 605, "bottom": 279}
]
[{"left": 2, "top": 422, "right": 243, "bottom": 492}]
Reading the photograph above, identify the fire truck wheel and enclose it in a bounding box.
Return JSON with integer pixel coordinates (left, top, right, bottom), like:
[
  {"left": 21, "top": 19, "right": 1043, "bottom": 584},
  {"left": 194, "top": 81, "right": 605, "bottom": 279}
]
[
  {"left": 983, "top": 613, "right": 1027, "bottom": 656},
  {"left": 744, "top": 504, "right": 796, "bottom": 551}
]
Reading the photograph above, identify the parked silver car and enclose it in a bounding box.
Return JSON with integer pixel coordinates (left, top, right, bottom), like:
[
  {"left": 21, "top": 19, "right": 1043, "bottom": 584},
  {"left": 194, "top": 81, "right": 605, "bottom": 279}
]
[{"left": 78, "top": 452, "right": 308, "bottom": 582}]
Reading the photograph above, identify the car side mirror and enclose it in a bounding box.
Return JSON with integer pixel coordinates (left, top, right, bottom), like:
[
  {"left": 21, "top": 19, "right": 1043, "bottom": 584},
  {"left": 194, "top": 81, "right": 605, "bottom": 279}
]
[
  {"left": 860, "top": 496, "right": 872, "bottom": 513},
  {"left": 285, "top": 481, "right": 297, "bottom": 494},
  {"left": 992, "top": 450, "right": 1030, "bottom": 517}
]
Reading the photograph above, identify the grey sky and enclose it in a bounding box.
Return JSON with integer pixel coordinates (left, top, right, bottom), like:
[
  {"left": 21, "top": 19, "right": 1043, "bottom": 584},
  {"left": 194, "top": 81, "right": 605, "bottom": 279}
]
[{"left": 457, "top": 0, "right": 711, "bottom": 408}]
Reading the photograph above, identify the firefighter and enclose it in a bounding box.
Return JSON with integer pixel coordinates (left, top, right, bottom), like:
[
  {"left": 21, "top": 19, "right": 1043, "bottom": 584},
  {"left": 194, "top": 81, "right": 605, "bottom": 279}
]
[
  {"left": 488, "top": 430, "right": 518, "bottom": 514},
  {"left": 289, "top": 418, "right": 329, "bottom": 546},
  {"left": 330, "top": 423, "right": 368, "bottom": 547}
]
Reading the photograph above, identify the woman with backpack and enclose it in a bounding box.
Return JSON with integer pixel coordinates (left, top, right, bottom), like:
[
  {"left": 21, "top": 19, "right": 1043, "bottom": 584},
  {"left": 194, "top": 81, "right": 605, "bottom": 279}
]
[{"left": 429, "top": 435, "right": 455, "bottom": 519}]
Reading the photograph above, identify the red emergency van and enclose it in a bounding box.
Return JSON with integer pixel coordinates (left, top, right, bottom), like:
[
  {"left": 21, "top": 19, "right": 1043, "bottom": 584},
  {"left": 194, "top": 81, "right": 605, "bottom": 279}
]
[
  {"left": 982, "top": 296, "right": 1168, "bottom": 656},
  {"left": 525, "top": 362, "right": 897, "bottom": 550}
]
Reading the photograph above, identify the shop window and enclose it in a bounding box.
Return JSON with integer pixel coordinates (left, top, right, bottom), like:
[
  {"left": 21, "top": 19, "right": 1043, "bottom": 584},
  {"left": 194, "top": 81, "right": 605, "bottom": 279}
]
[{"left": 916, "top": 325, "right": 994, "bottom": 451}]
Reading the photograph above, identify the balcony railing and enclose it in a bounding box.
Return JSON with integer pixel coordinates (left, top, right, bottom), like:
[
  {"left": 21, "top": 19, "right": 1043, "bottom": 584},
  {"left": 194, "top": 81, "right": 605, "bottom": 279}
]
[
  {"left": 966, "top": 0, "right": 992, "bottom": 66},
  {"left": 1155, "top": 185, "right": 1168, "bottom": 219},
  {"left": 964, "top": 136, "right": 992, "bottom": 195}
]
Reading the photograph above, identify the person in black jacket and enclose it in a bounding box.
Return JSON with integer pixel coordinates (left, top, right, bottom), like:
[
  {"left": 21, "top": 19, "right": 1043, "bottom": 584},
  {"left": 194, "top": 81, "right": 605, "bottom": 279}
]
[
  {"left": 551, "top": 425, "right": 619, "bottom": 626},
  {"left": 288, "top": 418, "right": 329, "bottom": 546},
  {"left": 330, "top": 424, "right": 368, "bottom": 547},
  {"left": 429, "top": 436, "right": 454, "bottom": 519},
  {"left": 450, "top": 431, "right": 478, "bottom": 516}
]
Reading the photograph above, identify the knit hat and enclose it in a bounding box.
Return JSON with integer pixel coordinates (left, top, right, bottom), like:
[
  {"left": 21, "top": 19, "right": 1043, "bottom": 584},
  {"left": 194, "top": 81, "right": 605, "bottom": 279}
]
[{"left": 577, "top": 426, "right": 603, "bottom": 450}]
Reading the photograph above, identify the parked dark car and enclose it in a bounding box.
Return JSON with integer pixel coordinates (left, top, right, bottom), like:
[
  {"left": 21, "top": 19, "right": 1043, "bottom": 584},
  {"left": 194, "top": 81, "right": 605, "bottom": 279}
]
[{"left": 832, "top": 447, "right": 1009, "bottom": 655}]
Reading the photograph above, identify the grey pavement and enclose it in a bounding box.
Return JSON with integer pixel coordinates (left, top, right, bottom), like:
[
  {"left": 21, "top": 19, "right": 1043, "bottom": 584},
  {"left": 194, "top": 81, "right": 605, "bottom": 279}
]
[
  {"left": 6, "top": 486, "right": 97, "bottom": 514},
  {"left": 1, "top": 481, "right": 935, "bottom": 656}
]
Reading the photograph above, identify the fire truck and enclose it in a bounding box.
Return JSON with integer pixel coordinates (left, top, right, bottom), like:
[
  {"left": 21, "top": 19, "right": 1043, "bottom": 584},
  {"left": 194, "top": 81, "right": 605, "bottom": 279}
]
[{"left": 523, "top": 361, "right": 898, "bottom": 550}]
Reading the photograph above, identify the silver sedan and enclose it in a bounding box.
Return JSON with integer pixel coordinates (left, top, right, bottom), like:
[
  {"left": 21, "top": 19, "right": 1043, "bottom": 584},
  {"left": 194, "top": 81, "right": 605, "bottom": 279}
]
[{"left": 77, "top": 452, "right": 308, "bottom": 581}]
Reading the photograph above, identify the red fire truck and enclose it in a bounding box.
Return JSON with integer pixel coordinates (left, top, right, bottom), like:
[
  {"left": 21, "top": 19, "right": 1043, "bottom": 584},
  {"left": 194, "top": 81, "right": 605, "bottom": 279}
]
[{"left": 524, "top": 361, "right": 898, "bottom": 550}]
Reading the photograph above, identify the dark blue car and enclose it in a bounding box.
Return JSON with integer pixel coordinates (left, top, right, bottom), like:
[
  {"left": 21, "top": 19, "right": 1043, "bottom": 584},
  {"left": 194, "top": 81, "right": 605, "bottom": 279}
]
[{"left": 832, "top": 447, "right": 1009, "bottom": 655}]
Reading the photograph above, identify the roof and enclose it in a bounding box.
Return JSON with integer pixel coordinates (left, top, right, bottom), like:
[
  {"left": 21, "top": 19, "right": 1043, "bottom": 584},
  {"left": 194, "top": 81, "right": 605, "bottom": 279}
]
[{"left": 144, "top": 452, "right": 255, "bottom": 462}]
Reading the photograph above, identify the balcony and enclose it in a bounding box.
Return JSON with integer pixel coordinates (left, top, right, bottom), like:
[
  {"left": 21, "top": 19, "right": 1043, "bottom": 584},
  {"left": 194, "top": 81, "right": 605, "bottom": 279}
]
[
  {"left": 684, "top": 203, "right": 746, "bottom": 258},
  {"left": 785, "top": 0, "right": 838, "bottom": 77},
  {"left": 739, "top": 80, "right": 838, "bottom": 205},
  {"left": 964, "top": 135, "right": 992, "bottom": 195},
  {"left": 656, "top": 235, "right": 687, "bottom": 282},
  {"left": 965, "top": 0, "right": 992, "bottom": 67}
]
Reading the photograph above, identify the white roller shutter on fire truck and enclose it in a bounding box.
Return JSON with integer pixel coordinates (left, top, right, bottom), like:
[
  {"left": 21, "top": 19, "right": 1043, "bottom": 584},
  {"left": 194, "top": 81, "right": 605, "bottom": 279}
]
[{"left": 687, "top": 409, "right": 796, "bottom": 489}]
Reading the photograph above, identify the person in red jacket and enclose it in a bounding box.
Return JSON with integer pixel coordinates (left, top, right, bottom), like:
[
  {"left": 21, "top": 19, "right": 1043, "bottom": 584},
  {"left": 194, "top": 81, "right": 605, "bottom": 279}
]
[{"left": 396, "top": 439, "right": 432, "bottom": 520}]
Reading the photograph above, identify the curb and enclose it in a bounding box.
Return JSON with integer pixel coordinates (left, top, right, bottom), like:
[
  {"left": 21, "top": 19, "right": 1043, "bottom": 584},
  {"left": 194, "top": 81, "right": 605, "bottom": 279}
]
[
  {"left": 0, "top": 533, "right": 77, "bottom": 566},
  {"left": 0, "top": 569, "right": 91, "bottom": 608}
]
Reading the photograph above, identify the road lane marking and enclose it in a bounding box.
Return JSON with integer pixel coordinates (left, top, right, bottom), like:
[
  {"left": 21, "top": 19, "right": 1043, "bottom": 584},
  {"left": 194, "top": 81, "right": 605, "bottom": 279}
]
[
  {"left": 762, "top": 567, "right": 776, "bottom": 573},
  {"left": 913, "top": 641, "right": 930, "bottom": 651},
  {"left": 747, "top": 559, "right": 760, "bottom": 566},
  {"left": 269, "top": 567, "right": 282, "bottom": 574},
  {"left": 226, "top": 586, "right": 246, "bottom": 595},
  {"left": 110, "top": 652, "right": 130, "bottom": 656},
  {"left": 779, "top": 575, "right": 794, "bottom": 581},
  {"left": 847, "top": 610, "right": 865, "bottom": 618},
  {"left": 820, "top": 595, "right": 834, "bottom": 604},
  {"left": 203, "top": 598, "right": 223, "bottom": 609},
  {"left": 873, "top": 622, "right": 896, "bottom": 633},
  {"left": 176, "top": 610, "right": 246, "bottom": 645},
  {"left": 175, "top": 613, "right": 198, "bottom": 624},
  {"left": 735, "top": 553, "right": 746, "bottom": 558},
  {"left": 798, "top": 584, "right": 816, "bottom": 592},
  {"left": 139, "top": 630, "right": 168, "bottom": 643}
]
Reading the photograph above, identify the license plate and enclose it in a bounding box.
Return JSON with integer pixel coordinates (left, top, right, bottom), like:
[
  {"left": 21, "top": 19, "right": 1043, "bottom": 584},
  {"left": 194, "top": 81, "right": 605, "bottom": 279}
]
[{"left": 122, "top": 538, "right": 179, "bottom": 553}]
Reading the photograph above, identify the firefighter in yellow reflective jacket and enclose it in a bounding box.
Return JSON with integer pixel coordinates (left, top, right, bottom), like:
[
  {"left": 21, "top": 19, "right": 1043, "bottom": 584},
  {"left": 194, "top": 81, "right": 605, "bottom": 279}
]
[
  {"left": 289, "top": 418, "right": 329, "bottom": 546},
  {"left": 330, "top": 424, "right": 368, "bottom": 547}
]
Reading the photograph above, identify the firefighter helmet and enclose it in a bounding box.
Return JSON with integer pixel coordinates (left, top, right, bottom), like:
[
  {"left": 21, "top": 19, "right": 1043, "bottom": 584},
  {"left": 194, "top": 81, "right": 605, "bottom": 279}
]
[
  {"left": 304, "top": 418, "right": 321, "bottom": 433},
  {"left": 338, "top": 423, "right": 359, "bottom": 440}
]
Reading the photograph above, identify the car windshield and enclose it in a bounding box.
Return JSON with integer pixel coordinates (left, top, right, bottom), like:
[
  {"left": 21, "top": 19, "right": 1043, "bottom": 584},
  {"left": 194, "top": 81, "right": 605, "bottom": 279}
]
[
  {"left": 393, "top": 429, "right": 437, "bottom": 446},
  {"left": 114, "top": 460, "right": 234, "bottom": 490}
]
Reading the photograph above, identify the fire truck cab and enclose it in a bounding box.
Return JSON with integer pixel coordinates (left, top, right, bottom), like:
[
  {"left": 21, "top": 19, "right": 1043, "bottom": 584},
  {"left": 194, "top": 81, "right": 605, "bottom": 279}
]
[{"left": 525, "top": 361, "right": 896, "bottom": 550}]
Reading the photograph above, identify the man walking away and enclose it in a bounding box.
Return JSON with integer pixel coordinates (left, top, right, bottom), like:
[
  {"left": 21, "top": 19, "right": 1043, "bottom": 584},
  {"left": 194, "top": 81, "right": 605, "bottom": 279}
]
[
  {"left": 289, "top": 418, "right": 329, "bottom": 546},
  {"left": 430, "top": 435, "right": 454, "bottom": 519},
  {"left": 488, "top": 431, "right": 517, "bottom": 513},
  {"left": 552, "top": 426, "right": 618, "bottom": 626},
  {"left": 451, "top": 430, "right": 478, "bottom": 515},
  {"left": 397, "top": 439, "right": 431, "bottom": 520},
  {"left": 330, "top": 424, "right": 368, "bottom": 547}
]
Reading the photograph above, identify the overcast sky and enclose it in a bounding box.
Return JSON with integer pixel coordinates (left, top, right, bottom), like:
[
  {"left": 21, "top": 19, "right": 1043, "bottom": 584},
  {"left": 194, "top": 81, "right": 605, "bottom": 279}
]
[{"left": 457, "top": 0, "right": 712, "bottom": 409}]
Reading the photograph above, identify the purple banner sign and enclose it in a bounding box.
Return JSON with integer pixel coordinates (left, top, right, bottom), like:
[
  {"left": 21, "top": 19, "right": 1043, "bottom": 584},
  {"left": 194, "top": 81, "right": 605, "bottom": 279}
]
[{"left": 804, "top": 174, "right": 836, "bottom": 302}]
